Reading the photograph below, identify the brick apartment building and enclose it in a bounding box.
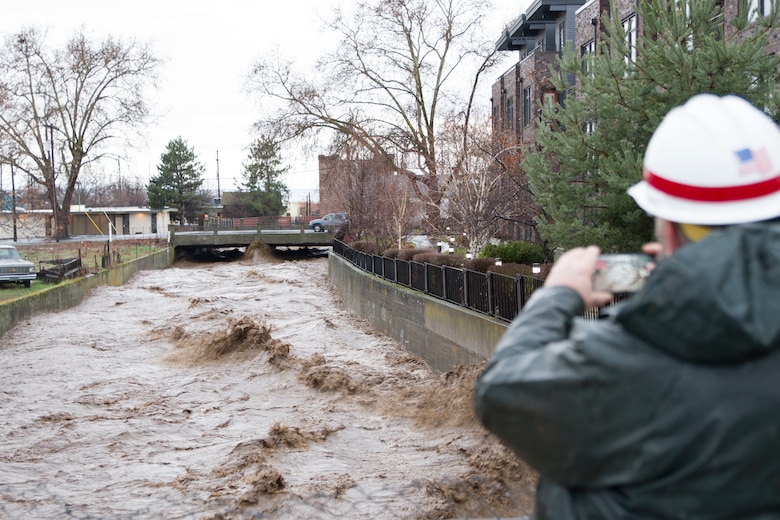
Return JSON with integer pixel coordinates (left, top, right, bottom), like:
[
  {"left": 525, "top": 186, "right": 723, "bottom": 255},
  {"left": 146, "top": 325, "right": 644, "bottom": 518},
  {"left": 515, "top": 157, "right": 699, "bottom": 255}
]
[
  {"left": 491, "top": 0, "right": 588, "bottom": 243},
  {"left": 492, "top": 0, "right": 779, "bottom": 241},
  {"left": 494, "top": 0, "right": 778, "bottom": 143},
  {"left": 492, "top": 0, "right": 586, "bottom": 147}
]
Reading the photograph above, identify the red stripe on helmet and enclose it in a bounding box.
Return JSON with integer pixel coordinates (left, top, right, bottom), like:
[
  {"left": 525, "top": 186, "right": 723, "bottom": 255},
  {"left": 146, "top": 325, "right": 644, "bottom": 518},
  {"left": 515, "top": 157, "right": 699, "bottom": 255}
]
[{"left": 644, "top": 169, "right": 780, "bottom": 202}]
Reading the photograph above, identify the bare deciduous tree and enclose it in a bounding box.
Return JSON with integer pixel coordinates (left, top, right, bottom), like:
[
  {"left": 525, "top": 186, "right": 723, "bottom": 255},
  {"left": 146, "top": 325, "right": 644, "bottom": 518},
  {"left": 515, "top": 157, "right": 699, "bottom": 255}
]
[
  {"left": 321, "top": 133, "right": 424, "bottom": 250},
  {"left": 490, "top": 129, "right": 546, "bottom": 246},
  {"left": 68, "top": 161, "right": 148, "bottom": 208},
  {"left": 438, "top": 112, "right": 530, "bottom": 257},
  {"left": 246, "top": 0, "right": 501, "bottom": 229},
  {"left": 0, "top": 27, "right": 160, "bottom": 239},
  {"left": 321, "top": 138, "right": 386, "bottom": 243},
  {"left": 382, "top": 169, "right": 423, "bottom": 250}
]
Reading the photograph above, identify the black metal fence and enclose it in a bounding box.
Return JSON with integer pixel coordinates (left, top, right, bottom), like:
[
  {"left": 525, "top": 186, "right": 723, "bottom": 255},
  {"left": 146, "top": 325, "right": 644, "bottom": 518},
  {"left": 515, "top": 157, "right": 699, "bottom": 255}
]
[
  {"left": 332, "top": 239, "right": 634, "bottom": 322},
  {"left": 332, "top": 239, "right": 545, "bottom": 323}
]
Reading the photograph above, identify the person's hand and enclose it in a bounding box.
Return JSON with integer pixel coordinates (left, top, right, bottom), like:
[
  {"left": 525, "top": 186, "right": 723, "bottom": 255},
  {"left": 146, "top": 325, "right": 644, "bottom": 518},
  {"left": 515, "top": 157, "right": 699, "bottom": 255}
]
[
  {"left": 544, "top": 246, "right": 613, "bottom": 309},
  {"left": 642, "top": 241, "right": 662, "bottom": 258},
  {"left": 641, "top": 242, "right": 662, "bottom": 272}
]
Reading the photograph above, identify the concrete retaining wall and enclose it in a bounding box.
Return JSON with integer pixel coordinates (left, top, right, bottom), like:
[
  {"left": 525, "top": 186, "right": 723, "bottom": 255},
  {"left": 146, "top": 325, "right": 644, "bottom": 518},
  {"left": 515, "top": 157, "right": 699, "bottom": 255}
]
[
  {"left": 328, "top": 253, "right": 508, "bottom": 373},
  {"left": 0, "top": 247, "right": 174, "bottom": 338}
]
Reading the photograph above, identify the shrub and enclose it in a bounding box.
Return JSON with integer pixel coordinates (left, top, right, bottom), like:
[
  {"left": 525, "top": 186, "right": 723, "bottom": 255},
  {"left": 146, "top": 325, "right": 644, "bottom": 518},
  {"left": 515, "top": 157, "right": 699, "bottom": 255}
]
[
  {"left": 481, "top": 241, "right": 544, "bottom": 265},
  {"left": 464, "top": 257, "right": 497, "bottom": 273},
  {"left": 487, "top": 262, "right": 524, "bottom": 277},
  {"left": 400, "top": 247, "right": 436, "bottom": 261},
  {"left": 383, "top": 247, "right": 437, "bottom": 261},
  {"left": 412, "top": 252, "right": 466, "bottom": 268},
  {"left": 487, "top": 262, "right": 552, "bottom": 279},
  {"left": 349, "top": 240, "right": 382, "bottom": 255}
]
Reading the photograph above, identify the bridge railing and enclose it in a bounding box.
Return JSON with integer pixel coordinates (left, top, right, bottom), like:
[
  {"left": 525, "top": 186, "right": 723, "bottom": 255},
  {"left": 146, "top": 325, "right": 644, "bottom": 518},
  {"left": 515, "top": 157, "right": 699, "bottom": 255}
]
[
  {"left": 332, "top": 239, "right": 630, "bottom": 322},
  {"left": 172, "top": 215, "right": 316, "bottom": 232}
]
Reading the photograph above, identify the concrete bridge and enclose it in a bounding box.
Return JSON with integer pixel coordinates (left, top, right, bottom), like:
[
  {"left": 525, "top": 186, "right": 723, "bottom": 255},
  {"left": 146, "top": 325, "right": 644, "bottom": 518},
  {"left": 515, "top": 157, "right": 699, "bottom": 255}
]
[{"left": 168, "top": 225, "right": 335, "bottom": 249}]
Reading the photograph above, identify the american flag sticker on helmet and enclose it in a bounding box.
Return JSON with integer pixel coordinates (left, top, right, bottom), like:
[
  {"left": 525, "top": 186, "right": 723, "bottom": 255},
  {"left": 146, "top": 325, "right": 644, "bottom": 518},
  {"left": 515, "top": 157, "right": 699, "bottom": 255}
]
[{"left": 736, "top": 147, "right": 772, "bottom": 177}]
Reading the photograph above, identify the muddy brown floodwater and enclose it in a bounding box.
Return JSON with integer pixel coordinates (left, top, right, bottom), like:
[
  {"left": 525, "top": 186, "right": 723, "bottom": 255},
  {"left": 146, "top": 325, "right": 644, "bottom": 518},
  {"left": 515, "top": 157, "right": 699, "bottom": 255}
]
[{"left": 0, "top": 248, "right": 536, "bottom": 519}]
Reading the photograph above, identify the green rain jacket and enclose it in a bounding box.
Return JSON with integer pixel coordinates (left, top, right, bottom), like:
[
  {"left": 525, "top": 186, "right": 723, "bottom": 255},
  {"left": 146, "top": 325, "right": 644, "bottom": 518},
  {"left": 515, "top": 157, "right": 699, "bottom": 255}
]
[{"left": 474, "top": 222, "right": 780, "bottom": 519}]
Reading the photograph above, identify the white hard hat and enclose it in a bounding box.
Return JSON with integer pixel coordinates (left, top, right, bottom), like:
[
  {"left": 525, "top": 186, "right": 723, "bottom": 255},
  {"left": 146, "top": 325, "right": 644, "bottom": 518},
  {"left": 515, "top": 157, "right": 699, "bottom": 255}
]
[{"left": 628, "top": 94, "right": 780, "bottom": 225}]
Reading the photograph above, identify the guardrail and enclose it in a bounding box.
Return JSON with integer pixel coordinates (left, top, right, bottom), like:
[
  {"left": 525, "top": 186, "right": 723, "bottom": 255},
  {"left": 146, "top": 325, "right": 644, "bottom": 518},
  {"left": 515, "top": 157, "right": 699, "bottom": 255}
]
[{"left": 332, "top": 239, "right": 630, "bottom": 322}]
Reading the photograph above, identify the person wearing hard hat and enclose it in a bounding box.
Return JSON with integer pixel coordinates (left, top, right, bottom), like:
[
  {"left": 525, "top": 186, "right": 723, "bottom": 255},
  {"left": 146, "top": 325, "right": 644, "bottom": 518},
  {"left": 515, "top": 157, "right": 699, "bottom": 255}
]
[{"left": 474, "top": 94, "right": 780, "bottom": 519}]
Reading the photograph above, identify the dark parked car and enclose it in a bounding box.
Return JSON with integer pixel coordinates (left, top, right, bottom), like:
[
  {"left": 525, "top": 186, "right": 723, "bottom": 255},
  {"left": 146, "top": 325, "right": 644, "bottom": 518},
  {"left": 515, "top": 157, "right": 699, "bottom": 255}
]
[
  {"left": 0, "top": 245, "right": 37, "bottom": 288},
  {"left": 310, "top": 212, "right": 348, "bottom": 233}
]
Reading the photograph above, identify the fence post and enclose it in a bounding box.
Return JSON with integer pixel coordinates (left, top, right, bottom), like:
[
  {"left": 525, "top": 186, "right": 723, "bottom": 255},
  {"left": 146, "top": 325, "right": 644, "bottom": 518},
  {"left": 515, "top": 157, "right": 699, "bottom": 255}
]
[
  {"left": 441, "top": 265, "right": 447, "bottom": 301},
  {"left": 463, "top": 268, "right": 469, "bottom": 309},
  {"left": 487, "top": 272, "right": 495, "bottom": 316},
  {"left": 516, "top": 275, "right": 524, "bottom": 310}
]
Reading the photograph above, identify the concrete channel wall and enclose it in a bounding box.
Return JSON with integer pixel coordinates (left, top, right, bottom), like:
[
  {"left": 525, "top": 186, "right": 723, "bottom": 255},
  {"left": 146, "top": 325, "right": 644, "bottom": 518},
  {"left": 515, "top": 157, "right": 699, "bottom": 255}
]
[
  {"left": 328, "top": 253, "right": 508, "bottom": 373},
  {"left": 0, "top": 247, "right": 174, "bottom": 338}
]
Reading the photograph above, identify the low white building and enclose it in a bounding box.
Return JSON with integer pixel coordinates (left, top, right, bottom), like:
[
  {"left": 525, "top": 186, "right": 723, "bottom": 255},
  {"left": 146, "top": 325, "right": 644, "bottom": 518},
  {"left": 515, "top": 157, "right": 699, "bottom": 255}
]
[
  {"left": 0, "top": 210, "right": 49, "bottom": 241},
  {"left": 0, "top": 206, "right": 176, "bottom": 241},
  {"left": 69, "top": 206, "right": 176, "bottom": 237}
]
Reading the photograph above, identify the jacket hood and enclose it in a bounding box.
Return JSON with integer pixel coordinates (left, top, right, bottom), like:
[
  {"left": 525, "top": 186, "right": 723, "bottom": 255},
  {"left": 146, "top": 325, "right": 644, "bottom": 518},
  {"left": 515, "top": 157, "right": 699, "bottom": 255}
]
[{"left": 616, "top": 221, "right": 780, "bottom": 363}]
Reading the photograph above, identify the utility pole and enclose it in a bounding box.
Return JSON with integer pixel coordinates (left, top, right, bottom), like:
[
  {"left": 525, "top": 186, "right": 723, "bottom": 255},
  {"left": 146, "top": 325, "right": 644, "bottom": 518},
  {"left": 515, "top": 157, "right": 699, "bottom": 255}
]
[
  {"left": 44, "top": 123, "right": 59, "bottom": 242},
  {"left": 11, "top": 162, "right": 17, "bottom": 242},
  {"left": 215, "top": 150, "right": 221, "bottom": 199}
]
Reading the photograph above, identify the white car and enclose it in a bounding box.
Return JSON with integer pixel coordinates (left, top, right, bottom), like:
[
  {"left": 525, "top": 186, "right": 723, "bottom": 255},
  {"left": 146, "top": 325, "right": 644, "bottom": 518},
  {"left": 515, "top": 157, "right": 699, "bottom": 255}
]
[{"left": 0, "top": 245, "right": 37, "bottom": 288}]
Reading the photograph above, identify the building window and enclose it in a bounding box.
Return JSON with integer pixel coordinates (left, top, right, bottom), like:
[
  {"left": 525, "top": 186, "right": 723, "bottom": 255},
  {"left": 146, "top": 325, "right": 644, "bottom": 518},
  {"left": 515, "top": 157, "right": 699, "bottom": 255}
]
[
  {"left": 558, "top": 20, "right": 567, "bottom": 54},
  {"left": 506, "top": 97, "right": 515, "bottom": 131},
  {"left": 744, "top": 0, "right": 772, "bottom": 20},
  {"left": 673, "top": 0, "right": 695, "bottom": 50},
  {"left": 523, "top": 87, "right": 532, "bottom": 127},
  {"left": 542, "top": 90, "right": 557, "bottom": 109},
  {"left": 622, "top": 14, "right": 637, "bottom": 69},
  {"left": 581, "top": 39, "right": 596, "bottom": 73}
]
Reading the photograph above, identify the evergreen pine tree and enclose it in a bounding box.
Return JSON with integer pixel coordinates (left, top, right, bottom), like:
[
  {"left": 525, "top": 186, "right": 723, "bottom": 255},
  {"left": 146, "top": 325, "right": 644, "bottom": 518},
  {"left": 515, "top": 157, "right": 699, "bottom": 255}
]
[
  {"left": 147, "top": 137, "right": 205, "bottom": 224},
  {"left": 525, "top": 0, "right": 780, "bottom": 251},
  {"left": 235, "top": 136, "right": 289, "bottom": 217}
]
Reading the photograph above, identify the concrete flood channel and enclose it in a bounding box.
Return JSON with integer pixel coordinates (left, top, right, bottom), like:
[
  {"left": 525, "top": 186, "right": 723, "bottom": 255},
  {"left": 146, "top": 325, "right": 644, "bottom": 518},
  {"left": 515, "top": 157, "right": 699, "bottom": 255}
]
[{"left": 0, "top": 246, "right": 535, "bottom": 519}]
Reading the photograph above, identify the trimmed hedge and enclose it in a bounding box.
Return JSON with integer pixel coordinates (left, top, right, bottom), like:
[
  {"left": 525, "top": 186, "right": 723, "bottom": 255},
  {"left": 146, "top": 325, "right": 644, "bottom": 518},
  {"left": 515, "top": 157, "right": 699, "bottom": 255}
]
[
  {"left": 481, "top": 241, "right": 544, "bottom": 265},
  {"left": 382, "top": 247, "right": 437, "bottom": 261},
  {"left": 411, "top": 252, "right": 466, "bottom": 268},
  {"left": 488, "top": 262, "right": 552, "bottom": 278},
  {"left": 464, "top": 257, "right": 498, "bottom": 273},
  {"left": 349, "top": 240, "right": 382, "bottom": 255}
]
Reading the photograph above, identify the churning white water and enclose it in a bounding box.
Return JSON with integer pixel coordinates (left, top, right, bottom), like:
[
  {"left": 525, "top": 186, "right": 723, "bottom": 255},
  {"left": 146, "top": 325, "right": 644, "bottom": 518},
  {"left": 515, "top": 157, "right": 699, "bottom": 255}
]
[{"left": 0, "top": 251, "right": 533, "bottom": 519}]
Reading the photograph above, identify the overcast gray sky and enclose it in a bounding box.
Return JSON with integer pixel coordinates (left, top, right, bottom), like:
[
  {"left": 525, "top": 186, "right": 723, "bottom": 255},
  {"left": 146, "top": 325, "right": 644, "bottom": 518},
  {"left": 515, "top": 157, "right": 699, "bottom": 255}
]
[{"left": 1, "top": 0, "right": 526, "bottom": 200}]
